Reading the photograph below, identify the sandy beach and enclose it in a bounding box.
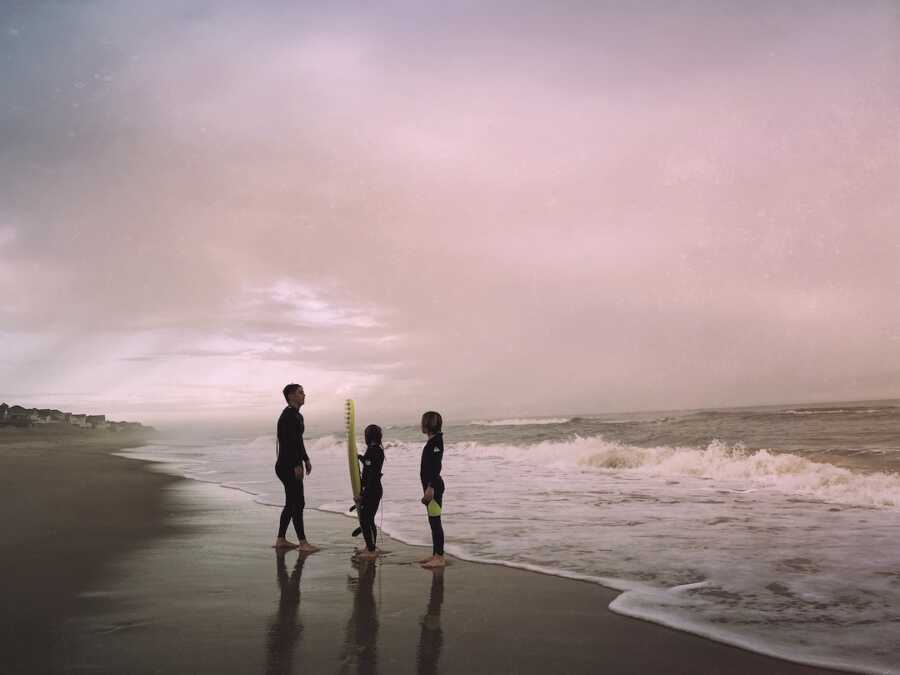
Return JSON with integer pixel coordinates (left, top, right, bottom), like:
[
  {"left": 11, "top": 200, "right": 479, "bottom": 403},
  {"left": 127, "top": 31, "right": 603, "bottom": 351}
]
[
  {"left": 0, "top": 428, "right": 174, "bottom": 674},
  {"left": 1, "top": 431, "right": 843, "bottom": 675}
]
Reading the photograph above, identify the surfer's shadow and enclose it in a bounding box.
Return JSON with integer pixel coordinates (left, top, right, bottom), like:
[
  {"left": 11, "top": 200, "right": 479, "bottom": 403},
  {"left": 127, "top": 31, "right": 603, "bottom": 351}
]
[
  {"left": 264, "top": 550, "right": 309, "bottom": 675},
  {"left": 340, "top": 559, "right": 379, "bottom": 671},
  {"left": 416, "top": 569, "right": 445, "bottom": 675}
]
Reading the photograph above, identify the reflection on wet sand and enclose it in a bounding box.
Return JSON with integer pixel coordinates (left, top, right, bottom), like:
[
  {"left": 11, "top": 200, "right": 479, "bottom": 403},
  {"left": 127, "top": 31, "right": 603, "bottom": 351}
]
[
  {"left": 416, "top": 569, "right": 444, "bottom": 675},
  {"left": 265, "top": 550, "right": 309, "bottom": 675},
  {"left": 341, "top": 558, "right": 379, "bottom": 675}
]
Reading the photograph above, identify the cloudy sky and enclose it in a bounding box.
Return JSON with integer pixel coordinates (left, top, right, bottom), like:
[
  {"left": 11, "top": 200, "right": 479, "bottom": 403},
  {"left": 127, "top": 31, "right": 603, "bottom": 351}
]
[{"left": 1, "top": 1, "right": 898, "bottom": 426}]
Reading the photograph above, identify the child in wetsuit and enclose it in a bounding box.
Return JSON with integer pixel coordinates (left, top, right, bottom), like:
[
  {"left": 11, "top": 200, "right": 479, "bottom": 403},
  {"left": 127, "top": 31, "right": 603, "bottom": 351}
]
[
  {"left": 355, "top": 424, "right": 385, "bottom": 559},
  {"left": 419, "top": 411, "right": 446, "bottom": 568}
]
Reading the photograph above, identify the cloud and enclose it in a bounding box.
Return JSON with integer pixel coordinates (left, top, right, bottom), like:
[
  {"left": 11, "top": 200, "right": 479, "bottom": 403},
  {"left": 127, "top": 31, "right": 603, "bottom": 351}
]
[
  {"left": 0, "top": 1, "right": 898, "bottom": 423},
  {"left": 239, "top": 280, "right": 380, "bottom": 329},
  {"left": 0, "top": 226, "right": 15, "bottom": 247}
]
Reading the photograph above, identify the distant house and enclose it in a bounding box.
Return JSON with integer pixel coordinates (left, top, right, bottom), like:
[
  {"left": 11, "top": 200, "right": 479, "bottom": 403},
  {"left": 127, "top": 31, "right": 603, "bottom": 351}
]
[
  {"left": 7, "top": 406, "right": 38, "bottom": 426},
  {"left": 86, "top": 414, "right": 108, "bottom": 430},
  {"left": 105, "top": 420, "right": 144, "bottom": 432},
  {"left": 68, "top": 414, "right": 88, "bottom": 428},
  {"left": 37, "top": 409, "right": 66, "bottom": 423},
  {"left": 32, "top": 409, "right": 53, "bottom": 424},
  {"left": 0, "top": 405, "right": 141, "bottom": 431}
]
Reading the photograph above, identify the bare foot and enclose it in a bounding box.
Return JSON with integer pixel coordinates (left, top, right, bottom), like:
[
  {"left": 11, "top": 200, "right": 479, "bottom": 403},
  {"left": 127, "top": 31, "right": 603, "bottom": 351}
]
[
  {"left": 297, "top": 540, "right": 320, "bottom": 552},
  {"left": 357, "top": 549, "right": 378, "bottom": 560},
  {"left": 418, "top": 554, "right": 435, "bottom": 564},
  {"left": 421, "top": 555, "right": 446, "bottom": 569},
  {"left": 274, "top": 538, "right": 299, "bottom": 549}
]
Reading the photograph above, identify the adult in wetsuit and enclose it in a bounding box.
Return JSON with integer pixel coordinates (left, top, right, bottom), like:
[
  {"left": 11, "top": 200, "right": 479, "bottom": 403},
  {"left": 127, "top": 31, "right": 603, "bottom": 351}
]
[
  {"left": 419, "top": 411, "right": 446, "bottom": 568},
  {"left": 356, "top": 424, "right": 385, "bottom": 559},
  {"left": 274, "top": 383, "right": 318, "bottom": 551}
]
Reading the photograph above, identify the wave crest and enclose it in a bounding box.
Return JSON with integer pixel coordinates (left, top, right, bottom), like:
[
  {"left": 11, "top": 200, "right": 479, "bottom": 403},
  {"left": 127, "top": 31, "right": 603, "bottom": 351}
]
[
  {"left": 469, "top": 417, "right": 572, "bottom": 426},
  {"left": 462, "top": 436, "right": 900, "bottom": 509}
]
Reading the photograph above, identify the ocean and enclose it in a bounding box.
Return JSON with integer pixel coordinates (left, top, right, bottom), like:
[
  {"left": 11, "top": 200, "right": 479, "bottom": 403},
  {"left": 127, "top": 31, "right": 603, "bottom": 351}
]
[{"left": 121, "top": 399, "right": 900, "bottom": 674}]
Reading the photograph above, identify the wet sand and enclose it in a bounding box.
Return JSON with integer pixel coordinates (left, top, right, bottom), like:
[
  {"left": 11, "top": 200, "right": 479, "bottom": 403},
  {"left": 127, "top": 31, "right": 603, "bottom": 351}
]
[
  {"left": 1, "top": 432, "right": 843, "bottom": 674},
  {"left": 0, "top": 428, "right": 171, "bottom": 675}
]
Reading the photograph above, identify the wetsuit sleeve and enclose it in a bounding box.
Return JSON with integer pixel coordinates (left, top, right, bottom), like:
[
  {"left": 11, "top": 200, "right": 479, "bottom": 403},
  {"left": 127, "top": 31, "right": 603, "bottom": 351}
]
[
  {"left": 298, "top": 431, "right": 309, "bottom": 463},
  {"left": 425, "top": 445, "right": 442, "bottom": 489},
  {"left": 360, "top": 451, "right": 366, "bottom": 491},
  {"left": 360, "top": 449, "right": 370, "bottom": 492}
]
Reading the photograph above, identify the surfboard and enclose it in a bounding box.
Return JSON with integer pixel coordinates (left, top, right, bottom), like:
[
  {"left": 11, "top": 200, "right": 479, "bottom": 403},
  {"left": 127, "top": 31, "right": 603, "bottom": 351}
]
[
  {"left": 345, "top": 399, "right": 363, "bottom": 535},
  {"left": 346, "top": 398, "right": 361, "bottom": 498}
]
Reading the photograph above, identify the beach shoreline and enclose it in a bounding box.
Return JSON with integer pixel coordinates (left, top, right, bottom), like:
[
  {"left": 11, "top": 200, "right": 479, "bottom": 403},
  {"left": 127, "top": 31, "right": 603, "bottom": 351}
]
[
  {"left": 2, "top": 431, "right": 846, "bottom": 674},
  {"left": 0, "top": 429, "right": 178, "bottom": 674}
]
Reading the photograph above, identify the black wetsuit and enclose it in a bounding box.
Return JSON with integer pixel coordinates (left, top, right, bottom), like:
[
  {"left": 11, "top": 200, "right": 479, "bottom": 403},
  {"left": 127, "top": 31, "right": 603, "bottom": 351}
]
[
  {"left": 420, "top": 432, "right": 445, "bottom": 556},
  {"left": 275, "top": 405, "right": 309, "bottom": 540},
  {"left": 358, "top": 443, "right": 384, "bottom": 552}
]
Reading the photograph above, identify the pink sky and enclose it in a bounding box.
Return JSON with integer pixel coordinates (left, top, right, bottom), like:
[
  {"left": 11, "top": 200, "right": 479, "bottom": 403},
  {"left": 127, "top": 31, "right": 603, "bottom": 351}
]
[{"left": 1, "top": 1, "right": 898, "bottom": 426}]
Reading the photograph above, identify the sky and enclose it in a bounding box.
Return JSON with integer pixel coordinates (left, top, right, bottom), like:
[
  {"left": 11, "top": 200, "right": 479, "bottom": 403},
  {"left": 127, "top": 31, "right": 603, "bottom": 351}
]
[{"left": 1, "top": 1, "right": 898, "bottom": 427}]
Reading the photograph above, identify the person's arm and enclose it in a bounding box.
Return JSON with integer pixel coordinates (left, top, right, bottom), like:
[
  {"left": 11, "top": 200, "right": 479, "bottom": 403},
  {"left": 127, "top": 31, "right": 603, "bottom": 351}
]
[
  {"left": 426, "top": 446, "right": 442, "bottom": 489},
  {"left": 299, "top": 434, "right": 309, "bottom": 463},
  {"left": 373, "top": 448, "right": 385, "bottom": 476},
  {"left": 297, "top": 414, "right": 311, "bottom": 474},
  {"left": 360, "top": 449, "right": 369, "bottom": 491},
  {"left": 422, "top": 444, "right": 442, "bottom": 503}
]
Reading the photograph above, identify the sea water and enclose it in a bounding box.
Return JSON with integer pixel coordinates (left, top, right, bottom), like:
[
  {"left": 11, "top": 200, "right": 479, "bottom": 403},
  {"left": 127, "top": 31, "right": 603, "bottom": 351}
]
[{"left": 120, "top": 400, "right": 900, "bottom": 674}]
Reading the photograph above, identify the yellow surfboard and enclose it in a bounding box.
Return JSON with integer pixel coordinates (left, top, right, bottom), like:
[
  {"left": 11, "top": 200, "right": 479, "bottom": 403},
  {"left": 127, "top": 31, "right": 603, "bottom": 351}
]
[
  {"left": 345, "top": 399, "right": 362, "bottom": 512},
  {"left": 345, "top": 399, "right": 366, "bottom": 538}
]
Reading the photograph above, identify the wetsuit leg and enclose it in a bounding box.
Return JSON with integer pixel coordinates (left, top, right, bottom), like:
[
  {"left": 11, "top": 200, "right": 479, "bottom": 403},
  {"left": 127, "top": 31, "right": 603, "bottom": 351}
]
[
  {"left": 361, "top": 511, "right": 375, "bottom": 551},
  {"left": 427, "top": 483, "right": 444, "bottom": 556},
  {"left": 277, "top": 466, "right": 305, "bottom": 540},
  {"left": 360, "top": 489, "right": 382, "bottom": 552},
  {"left": 428, "top": 516, "right": 444, "bottom": 556}
]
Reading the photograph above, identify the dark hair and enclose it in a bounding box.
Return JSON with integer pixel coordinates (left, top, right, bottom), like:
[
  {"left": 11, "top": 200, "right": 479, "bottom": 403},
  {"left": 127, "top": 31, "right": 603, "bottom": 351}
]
[
  {"left": 421, "top": 411, "right": 442, "bottom": 434},
  {"left": 364, "top": 424, "right": 383, "bottom": 447},
  {"left": 282, "top": 383, "right": 302, "bottom": 403}
]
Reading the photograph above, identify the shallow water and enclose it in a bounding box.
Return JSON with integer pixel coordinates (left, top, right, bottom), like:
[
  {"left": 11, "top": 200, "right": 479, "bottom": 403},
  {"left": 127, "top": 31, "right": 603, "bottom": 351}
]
[{"left": 123, "top": 399, "right": 900, "bottom": 673}]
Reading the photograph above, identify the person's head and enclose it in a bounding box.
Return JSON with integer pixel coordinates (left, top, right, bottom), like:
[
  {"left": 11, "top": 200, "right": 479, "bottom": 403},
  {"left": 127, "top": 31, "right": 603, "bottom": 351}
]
[
  {"left": 364, "top": 424, "right": 383, "bottom": 448},
  {"left": 421, "top": 411, "right": 442, "bottom": 436},
  {"left": 282, "top": 383, "right": 305, "bottom": 408}
]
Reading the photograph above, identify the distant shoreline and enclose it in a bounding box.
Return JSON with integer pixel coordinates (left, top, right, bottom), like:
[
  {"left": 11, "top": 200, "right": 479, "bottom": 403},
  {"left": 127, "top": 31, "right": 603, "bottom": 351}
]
[{"left": 0, "top": 425, "right": 157, "bottom": 444}]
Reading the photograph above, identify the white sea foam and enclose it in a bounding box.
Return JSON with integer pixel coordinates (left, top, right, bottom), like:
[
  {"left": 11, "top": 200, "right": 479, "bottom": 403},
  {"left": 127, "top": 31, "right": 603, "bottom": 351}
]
[
  {"left": 468, "top": 417, "right": 572, "bottom": 426},
  {"left": 783, "top": 408, "right": 888, "bottom": 415},
  {"left": 456, "top": 436, "right": 900, "bottom": 509}
]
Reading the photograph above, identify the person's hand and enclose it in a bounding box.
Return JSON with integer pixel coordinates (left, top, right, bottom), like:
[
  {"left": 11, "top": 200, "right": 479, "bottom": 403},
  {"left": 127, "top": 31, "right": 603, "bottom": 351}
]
[
  {"left": 304, "top": 459, "right": 312, "bottom": 476},
  {"left": 294, "top": 465, "right": 303, "bottom": 479},
  {"left": 353, "top": 495, "right": 362, "bottom": 505},
  {"left": 421, "top": 486, "right": 434, "bottom": 505}
]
